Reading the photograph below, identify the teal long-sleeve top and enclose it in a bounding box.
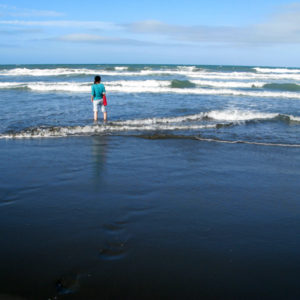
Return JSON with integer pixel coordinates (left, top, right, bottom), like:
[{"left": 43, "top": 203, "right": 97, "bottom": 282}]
[{"left": 91, "top": 83, "right": 106, "bottom": 100}]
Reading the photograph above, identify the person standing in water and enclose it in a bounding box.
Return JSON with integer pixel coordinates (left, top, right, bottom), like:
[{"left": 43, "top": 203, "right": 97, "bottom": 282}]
[{"left": 91, "top": 75, "right": 107, "bottom": 122}]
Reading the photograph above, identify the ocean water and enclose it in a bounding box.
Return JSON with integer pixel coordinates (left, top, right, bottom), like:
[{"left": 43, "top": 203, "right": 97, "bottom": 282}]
[
  {"left": 1, "top": 64, "right": 300, "bottom": 142},
  {"left": 1, "top": 64, "right": 300, "bottom": 299}
]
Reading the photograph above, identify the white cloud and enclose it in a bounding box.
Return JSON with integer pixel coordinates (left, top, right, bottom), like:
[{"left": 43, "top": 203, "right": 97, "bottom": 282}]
[
  {"left": 2, "top": 2, "right": 300, "bottom": 48},
  {"left": 0, "top": 20, "right": 121, "bottom": 31},
  {"left": 0, "top": 28, "right": 42, "bottom": 34},
  {"left": 253, "top": 3, "right": 300, "bottom": 44},
  {"left": 126, "top": 4, "right": 300, "bottom": 46},
  {"left": 127, "top": 20, "right": 245, "bottom": 43},
  {"left": 12, "top": 9, "right": 64, "bottom": 17},
  {"left": 0, "top": 4, "right": 64, "bottom": 17},
  {"left": 56, "top": 33, "right": 155, "bottom": 46}
]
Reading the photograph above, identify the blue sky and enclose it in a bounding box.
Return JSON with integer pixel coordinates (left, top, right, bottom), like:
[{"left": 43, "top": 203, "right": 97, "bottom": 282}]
[{"left": 0, "top": 0, "right": 300, "bottom": 66}]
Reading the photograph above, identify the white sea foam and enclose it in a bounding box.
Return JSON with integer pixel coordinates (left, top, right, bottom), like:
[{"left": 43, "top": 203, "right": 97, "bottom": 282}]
[
  {"left": 203, "top": 109, "right": 300, "bottom": 123},
  {"left": 0, "top": 66, "right": 197, "bottom": 77},
  {"left": 2, "top": 67, "right": 300, "bottom": 82},
  {"left": 0, "top": 79, "right": 273, "bottom": 90},
  {"left": 0, "top": 81, "right": 91, "bottom": 92},
  {"left": 0, "top": 123, "right": 217, "bottom": 139},
  {"left": 26, "top": 82, "right": 90, "bottom": 92},
  {"left": 187, "top": 71, "right": 300, "bottom": 81},
  {"left": 112, "top": 109, "right": 282, "bottom": 125},
  {"left": 107, "top": 80, "right": 170, "bottom": 88},
  {"left": 115, "top": 66, "right": 128, "bottom": 71},
  {"left": 2, "top": 109, "right": 298, "bottom": 139},
  {"left": 254, "top": 67, "right": 300, "bottom": 74},
  {"left": 3, "top": 126, "right": 299, "bottom": 146},
  {"left": 0, "top": 82, "right": 25, "bottom": 88},
  {"left": 112, "top": 113, "right": 207, "bottom": 126},
  {"left": 107, "top": 85, "right": 300, "bottom": 99},
  {"left": 1, "top": 80, "right": 300, "bottom": 99},
  {"left": 290, "top": 115, "right": 300, "bottom": 122},
  {"left": 0, "top": 68, "right": 97, "bottom": 76},
  {"left": 102, "top": 109, "right": 300, "bottom": 126},
  {"left": 0, "top": 67, "right": 181, "bottom": 77},
  {"left": 177, "top": 66, "right": 198, "bottom": 72},
  {"left": 204, "top": 110, "right": 278, "bottom": 121},
  {"left": 190, "top": 80, "right": 265, "bottom": 88}
]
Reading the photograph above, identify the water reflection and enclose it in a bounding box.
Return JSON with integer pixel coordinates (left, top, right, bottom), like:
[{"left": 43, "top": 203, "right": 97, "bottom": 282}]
[{"left": 91, "top": 135, "right": 108, "bottom": 180}]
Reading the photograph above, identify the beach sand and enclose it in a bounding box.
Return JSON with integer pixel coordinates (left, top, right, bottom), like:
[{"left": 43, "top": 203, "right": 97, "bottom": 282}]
[{"left": 1, "top": 136, "right": 300, "bottom": 299}]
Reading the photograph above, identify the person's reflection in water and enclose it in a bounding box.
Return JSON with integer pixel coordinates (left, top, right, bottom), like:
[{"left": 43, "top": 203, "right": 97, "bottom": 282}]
[{"left": 91, "top": 136, "right": 108, "bottom": 182}]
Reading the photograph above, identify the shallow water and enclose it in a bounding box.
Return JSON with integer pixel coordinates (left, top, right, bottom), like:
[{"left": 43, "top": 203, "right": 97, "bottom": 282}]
[{"left": 1, "top": 136, "right": 300, "bottom": 299}]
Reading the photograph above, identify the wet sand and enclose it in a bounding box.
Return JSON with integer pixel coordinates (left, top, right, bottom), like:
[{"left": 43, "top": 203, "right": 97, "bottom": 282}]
[{"left": 1, "top": 136, "right": 300, "bottom": 299}]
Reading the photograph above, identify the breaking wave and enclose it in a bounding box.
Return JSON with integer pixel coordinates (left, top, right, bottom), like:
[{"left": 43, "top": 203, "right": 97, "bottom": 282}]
[
  {"left": 191, "top": 80, "right": 265, "bottom": 88},
  {"left": 0, "top": 79, "right": 265, "bottom": 90},
  {"left": 170, "top": 80, "right": 196, "bottom": 88},
  {"left": 199, "top": 109, "right": 300, "bottom": 122},
  {"left": 1, "top": 109, "right": 299, "bottom": 139},
  {"left": 0, "top": 66, "right": 199, "bottom": 77},
  {"left": 98, "top": 110, "right": 300, "bottom": 124},
  {"left": 263, "top": 83, "right": 300, "bottom": 92},
  {"left": 254, "top": 67, "right": 300, "bottom": 74},
  {"left": 0, "top": 123, "right": 217, "bottom": 139},
  {"left": 114, "top": 66, "right": 129, "bottom": 71},
  {"left": 187, "top": 72, "right": 300, "bottom": 81},
  {"left": 1, "top": 80, "right": 300, "bottom": 98},
  {"left": 2, "top": 66, "right": 300, "bottom": 81},
  {"left": 0, "top": 68, "right": 97, "bottom": 77}
]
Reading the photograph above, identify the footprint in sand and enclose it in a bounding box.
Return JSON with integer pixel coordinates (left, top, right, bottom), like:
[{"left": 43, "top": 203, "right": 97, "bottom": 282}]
[{"left": 99, "top": 218, "right": 130, "bottom": 261}]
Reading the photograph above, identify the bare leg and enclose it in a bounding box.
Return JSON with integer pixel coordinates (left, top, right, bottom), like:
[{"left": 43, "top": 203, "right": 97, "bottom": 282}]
[
  {"left": 103, "top": 112, "right": 107, "bottom": 122},
  {"left": 94, "top": 111, "right": 98, "bottom": 121}
]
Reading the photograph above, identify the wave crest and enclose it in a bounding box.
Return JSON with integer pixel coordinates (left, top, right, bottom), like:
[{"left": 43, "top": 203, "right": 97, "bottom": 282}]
[
  {"left": 1, "top": 109, "right": 299, "bottom": 139},
  {"left": 254, "top": 67, "right": 300, "bottom": 74},
  {"left": 2, "top": 67, "right": 300, "bottom": 82},
  {"left": 170, "top": 80, "right": 196, "bottom": 88},
  {"left": 263, "top": 83, "right": 300, "bottom": 92},
  {"left": 2, "top": 80, "right": 300, "bottom": 99}
]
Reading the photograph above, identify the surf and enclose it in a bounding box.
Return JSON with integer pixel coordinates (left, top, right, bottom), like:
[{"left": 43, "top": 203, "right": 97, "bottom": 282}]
[
  {"left": 2, "top": 81, "right": 300, "bottom": 99},
  {"left": 1, "top": 109, "right": 299, "bottom": 139},
  {"left": 263, "top": 83, "right": 300, "bottom": 92}
]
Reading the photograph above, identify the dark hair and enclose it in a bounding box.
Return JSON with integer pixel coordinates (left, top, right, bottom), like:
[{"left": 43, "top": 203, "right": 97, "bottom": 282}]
[{"left": 94, "top": 75, "right": 101, "bottom": 84}]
